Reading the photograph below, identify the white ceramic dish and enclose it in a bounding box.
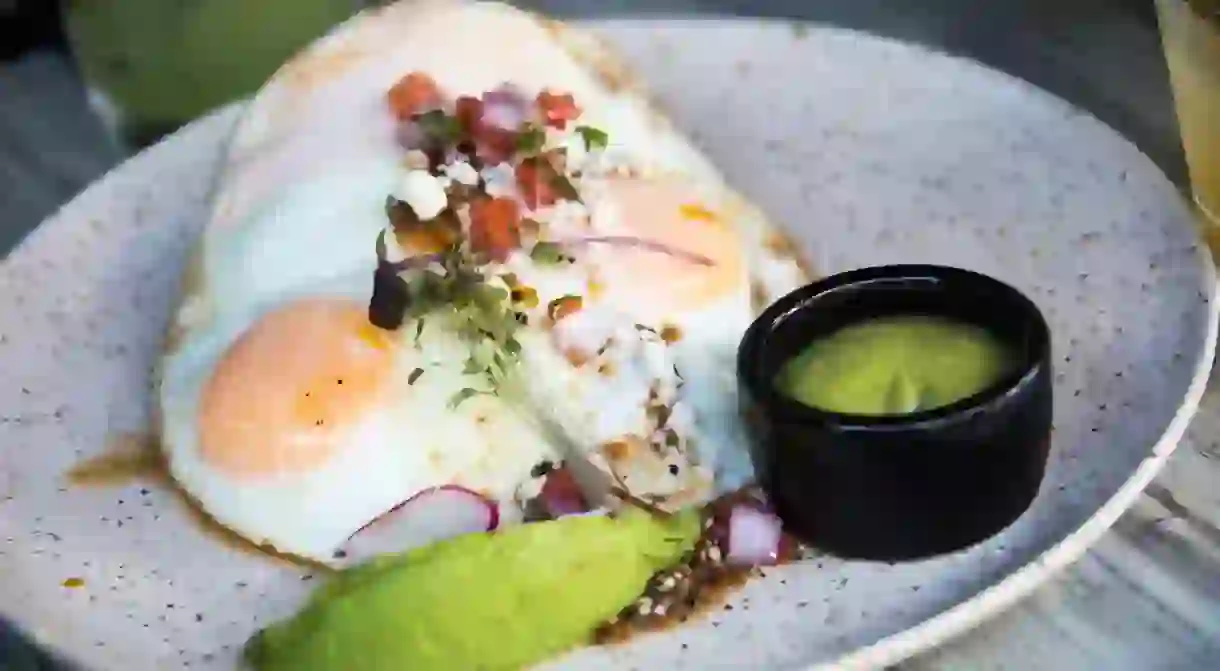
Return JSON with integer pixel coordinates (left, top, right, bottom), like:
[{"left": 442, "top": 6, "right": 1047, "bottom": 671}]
[{"left": 0, "top": 18, "right": 1214, "bottom": 671}]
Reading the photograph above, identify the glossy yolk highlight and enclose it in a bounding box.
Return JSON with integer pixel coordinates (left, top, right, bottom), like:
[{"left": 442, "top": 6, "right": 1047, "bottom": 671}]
[
  {"left": 198, "top": 298, "right": 394, "bottom": 479},
  {"left": 595, "top": 177, "right": 746, "bottom": 315}
]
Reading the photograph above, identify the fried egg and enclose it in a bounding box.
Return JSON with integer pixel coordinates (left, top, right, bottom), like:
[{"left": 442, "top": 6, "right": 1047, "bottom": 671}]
[
  {"left": 159, "top": 0, "right": 810, "bottom": 562},
  {"left": 501, "top": 174, "right": 769, "bottom": 503},
  {"left": 159, "top": 277, "right": 558, "bottom": 563}
]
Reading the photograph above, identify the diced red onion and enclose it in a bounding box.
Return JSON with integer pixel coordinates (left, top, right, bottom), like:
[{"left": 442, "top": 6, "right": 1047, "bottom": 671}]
[
  {"left": 725, "top": 504, "right": 784, "bottom": 567},
  {"left": 556, "top": 236, "right": 716, "bottom": 267},
  {"left": 395, "top": 120, "right": 425, "bottom": 150},
  {"left": 538, "top": 467, "right": 591, "bottom": 518},
  {"left": 336, "top": 485, "right": 499, "bottom": 567},
  {"left": 482, "top": 86, "right": 532, "bottom": 131}
]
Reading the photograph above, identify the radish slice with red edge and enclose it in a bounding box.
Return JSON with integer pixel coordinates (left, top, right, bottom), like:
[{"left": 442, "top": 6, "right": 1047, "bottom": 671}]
[
  {"left": 336, "top": 485, "right": 498, "bottom": 567},
  {"left": 725, "top": 503, "right": 785, "bottom": 567}
]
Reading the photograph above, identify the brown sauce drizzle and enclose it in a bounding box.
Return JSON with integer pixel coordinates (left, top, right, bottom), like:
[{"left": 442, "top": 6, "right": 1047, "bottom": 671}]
[
  {"left": 66, "top": 432, "right": 330, "bottom": 572},
  {"left": 594, "top": 486, "right": 802, "bottom": 645},
  {"left": 65, "top": 433, "right": 166, "bottom": 486}
]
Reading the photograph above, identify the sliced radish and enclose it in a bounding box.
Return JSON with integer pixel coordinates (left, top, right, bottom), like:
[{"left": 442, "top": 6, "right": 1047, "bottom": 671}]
[
  {"left": 555, "top": 236, "right": 716, "bottom": 267},
  {"left": 336, "top": 485, "right": 498, "bottom": 567},
  {"left": 725, "top": 504, "right": 785, "bottom": 567}
]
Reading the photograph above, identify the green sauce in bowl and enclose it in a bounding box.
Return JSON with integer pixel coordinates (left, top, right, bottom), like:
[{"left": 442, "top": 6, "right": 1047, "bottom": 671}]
[{"left": 774, "top": 315, "right": 1017, "bottom": 416}]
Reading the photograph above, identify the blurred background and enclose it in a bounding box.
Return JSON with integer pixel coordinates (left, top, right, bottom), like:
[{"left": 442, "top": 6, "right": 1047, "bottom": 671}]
[{"left": 0, "top": 0, "right": 1186, "bottom": 255}]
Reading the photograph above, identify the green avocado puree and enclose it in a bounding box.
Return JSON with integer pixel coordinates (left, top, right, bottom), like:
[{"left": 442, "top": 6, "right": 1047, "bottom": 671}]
[
  {"left": 244, "top": 509, "right": 700, "bottom": 671},
  {"left": 775, "top": 315, "right": 1016, "bottom": 416}
]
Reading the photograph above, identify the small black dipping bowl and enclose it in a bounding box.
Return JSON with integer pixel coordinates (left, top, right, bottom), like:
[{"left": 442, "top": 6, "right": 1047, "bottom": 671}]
[{"left": 737, "top": 265, "right": 1053, "bottom": 561}]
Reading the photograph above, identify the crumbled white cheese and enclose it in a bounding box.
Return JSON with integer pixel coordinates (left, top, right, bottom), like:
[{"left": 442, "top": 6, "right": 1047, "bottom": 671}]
[
  {"left": 394, "top": 170, "right": 448, "bottom": 220},
  {"left": 403, "top": 150, "right": 430, "bottom": 171},
  {"left": 481, "top": 162, "right": 518, "bottom": 199},
  {"left": 382, "top": 225, "right": 408, "bottom": 263},
  {"left": 547, "top": 306, "right": 690, "bottom": 447},
  {"left": 546, "top": 126, "right": 589, "bottom": 173},
  {"left": 444, "top": 160, "right": 480, "bottom": 186}
]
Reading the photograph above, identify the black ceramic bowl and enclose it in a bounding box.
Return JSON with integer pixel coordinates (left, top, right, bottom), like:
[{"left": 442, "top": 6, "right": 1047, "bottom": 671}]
[{"left": 737, "top": 265, "right": 1053, "bottom": 561}]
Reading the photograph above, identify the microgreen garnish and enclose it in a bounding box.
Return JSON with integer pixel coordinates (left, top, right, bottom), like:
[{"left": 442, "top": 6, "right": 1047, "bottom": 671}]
[
  {"left": 369, "top": 214, "right": 525, "bottom": 397},
  {"left": 575, "top": 125, "right": 609, "bottom": 151},
  {"left": 547, "top": 166, "right": 580, "bottom": 202},
  {"left": 516, "top": 125, "right": 546, "bottom": 155},
  {"left": 414, "top": 109, "right": 462, "bottom": 144},
  {"left": 370, "top": 88, "right": 615, "bottom": 402},
  {"left": 448, "top": 387, "right": 484, "bottom": 409},
  {"left": 529, "top": 241, "right": 567, "bottom": 265}
]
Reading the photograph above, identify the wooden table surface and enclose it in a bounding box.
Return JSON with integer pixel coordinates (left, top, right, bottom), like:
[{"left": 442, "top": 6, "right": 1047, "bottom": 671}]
[{"left": 1, "top": 2, "right": 1217, "bottom": 667}]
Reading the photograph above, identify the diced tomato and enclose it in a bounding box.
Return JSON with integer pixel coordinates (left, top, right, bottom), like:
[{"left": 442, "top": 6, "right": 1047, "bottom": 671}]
[
  {"left": 515, "top": 158, "right": 557, "bottom": 209},
  {"left": 536, "top": 90, "right": 581, "bottom": 129},
  {"left": 547, "top": 295, "right": 583, "bottom": 322},
  {"left": 455, "top": 96, "right": 484, "bottom": 133},
  {"left": 469, "top": 196, "right": 522, "bottom": 261},
  {"left": 539, "top": 467, "right": 590, "bottom": 517},
  {"left": 387, "top": 71, "right": 441, "bottom": 120}
]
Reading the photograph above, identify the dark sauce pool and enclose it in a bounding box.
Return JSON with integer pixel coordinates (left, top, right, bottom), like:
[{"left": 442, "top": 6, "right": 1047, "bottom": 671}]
[{"left": 595, "top": 486, "right": 804, "bottom": 644}]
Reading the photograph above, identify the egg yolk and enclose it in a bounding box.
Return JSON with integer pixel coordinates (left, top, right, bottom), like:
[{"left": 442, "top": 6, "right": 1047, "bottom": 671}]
[
  {"left": 198, "top": 298, "right": 394, "bottom": 479},
  {"left": 595, "top": 177, "right": 746, "bottom": 316}
]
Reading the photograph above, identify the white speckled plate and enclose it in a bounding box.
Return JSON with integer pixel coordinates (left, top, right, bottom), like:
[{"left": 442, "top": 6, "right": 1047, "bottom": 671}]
[{"left": 0, "top": 18, "right": 1215, "bottom": 671}]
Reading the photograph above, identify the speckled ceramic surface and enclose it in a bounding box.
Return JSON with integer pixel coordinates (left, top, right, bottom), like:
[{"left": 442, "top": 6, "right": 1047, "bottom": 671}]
[{"left": 0, "top": 19, "right": 1215, "bottom": 671}]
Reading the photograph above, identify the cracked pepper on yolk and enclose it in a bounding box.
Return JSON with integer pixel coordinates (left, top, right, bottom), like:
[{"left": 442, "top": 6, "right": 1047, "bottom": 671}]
[{"left": 198, "top": 298, "right": 394, "bottom": 478}]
